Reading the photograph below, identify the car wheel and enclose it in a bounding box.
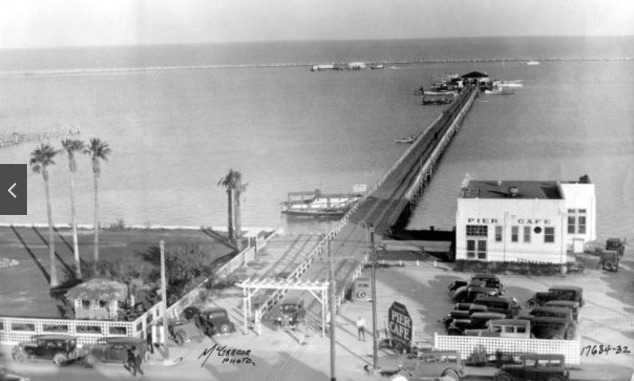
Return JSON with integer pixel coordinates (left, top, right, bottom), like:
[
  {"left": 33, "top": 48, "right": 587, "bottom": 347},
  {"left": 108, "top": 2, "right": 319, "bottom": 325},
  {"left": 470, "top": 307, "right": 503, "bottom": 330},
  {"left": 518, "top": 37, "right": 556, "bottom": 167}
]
[
  {"left": 175, "top": 332, "right": 185, "bottom": 346},
  {"left": 440, "top": 369, "right": 460, "bottom": 381},
  {"left": 14, "top": 351, "right": 26, "bottom": 363},
  {"left": 219, "top": 324, "right": 230, "bottom": 334},
  {"left": 53, "top": 353, "right": 67, "bottom": 366},
  {"left": 357, "top": 291, "right": 368, "bottom": 299},
  {"left": 526, "top": 299, "right": 539, "bottom": 311},
  {"left": 495, "top": 372, "right": 513, "bottom": 381},
  {"left": 83, "top": 354, "right": 97, "bottom": 367},
  {"left": 604, "top": 261, "right": 615, "bottom": 271}
]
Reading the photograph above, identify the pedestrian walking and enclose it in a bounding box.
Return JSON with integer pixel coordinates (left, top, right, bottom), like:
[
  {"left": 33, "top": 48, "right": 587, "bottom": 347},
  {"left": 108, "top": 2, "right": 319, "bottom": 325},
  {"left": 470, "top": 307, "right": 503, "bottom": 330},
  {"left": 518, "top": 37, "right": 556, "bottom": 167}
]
[
  {"left": 356, "top": 316, "right": 366, "bottom": 341},
  {"left": 132, "top": 347, "right": 144, "bottom": 376},
  {"left": 124, "top": 347, "right": 135, "bottom": 375}
]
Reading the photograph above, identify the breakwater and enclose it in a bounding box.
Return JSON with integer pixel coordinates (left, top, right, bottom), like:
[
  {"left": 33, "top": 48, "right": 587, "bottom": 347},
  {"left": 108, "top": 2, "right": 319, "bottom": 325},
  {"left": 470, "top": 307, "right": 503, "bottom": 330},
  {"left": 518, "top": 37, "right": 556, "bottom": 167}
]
[
  {"left": 0, "top": 124, "right": 81, "bottom": 149},
  {"left": 2, "top": 56, "right": 633, "bottom": 77}
]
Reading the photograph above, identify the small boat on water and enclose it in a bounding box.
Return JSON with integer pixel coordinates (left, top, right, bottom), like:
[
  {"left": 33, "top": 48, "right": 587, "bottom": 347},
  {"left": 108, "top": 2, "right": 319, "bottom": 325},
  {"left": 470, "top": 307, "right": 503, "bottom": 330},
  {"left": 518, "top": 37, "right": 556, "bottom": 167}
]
[
  {"left": 484, "top": 86, "right": 514, "bottom": 95},
  {"left": 526, "top": 60, "right": 540, "bottom": 66},
  {"left": 281, "top": 189, "right": 363, "bottom": 217},
  {"left": 395, "top": 134, "right": 417, "bottom": 144}
]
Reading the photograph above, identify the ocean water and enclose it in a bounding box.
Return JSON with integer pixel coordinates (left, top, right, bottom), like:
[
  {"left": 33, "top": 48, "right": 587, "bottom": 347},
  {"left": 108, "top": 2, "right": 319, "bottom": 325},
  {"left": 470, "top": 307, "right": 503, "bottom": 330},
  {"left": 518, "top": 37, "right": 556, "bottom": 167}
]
[{"left": 1, "top": 37, "right": 633, "bottom": 242}]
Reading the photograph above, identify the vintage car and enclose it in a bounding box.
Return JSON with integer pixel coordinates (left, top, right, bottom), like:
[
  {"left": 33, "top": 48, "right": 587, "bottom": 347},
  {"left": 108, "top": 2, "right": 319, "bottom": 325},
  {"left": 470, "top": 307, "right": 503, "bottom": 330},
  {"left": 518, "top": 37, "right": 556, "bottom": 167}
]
[
  {"left": 473, "top": 295, "right": 522, "bottom": 318},
  {"left": 268, "top": 296, "right": 307, "bottom": 328},
  {"left": 446, "top": 312, "right": 506, "bottom": 335},
  {"left": 168, "top": 319, "right": 205, "bottom": 345},
  {"left": 494, "top": 353, "right": 569, "bottom": 381},
  {"left": 528, "top": 306, "right": 576, "bottom": 325},
  {"left": 526, "top": 286, "right": 584, "bottom": 310},
  {"left": 448, "top": 273, "right": 505, "bottom": 295},
  {"left": 351, "top": 277, "right": 372, "bottom": 301},
  {"left": 518, "top": 316, "right": 576, "bottom": 340},
  {"left": 11, "top": 334, "right": 82, "bottom": 366},
  {"left": 383, "top": 350, "right": 465, "bottom": 381},
  {"left": 440, "top": 304, "right": 488, "bottom": 330},
  {"left": 452, "top": 284, "right": 499, "bottom": 303},
  {"left": 543, "top": 300, "right": 579, "bottom": 322},
  {"left": 198, "top": 307, "right": 236, "bottom": 336},
  {"left": 464, "top": 319, "right": 531, "bottom": 339},
  {"left": 82, "top": 337, "right": 149, "bottom": 367}
]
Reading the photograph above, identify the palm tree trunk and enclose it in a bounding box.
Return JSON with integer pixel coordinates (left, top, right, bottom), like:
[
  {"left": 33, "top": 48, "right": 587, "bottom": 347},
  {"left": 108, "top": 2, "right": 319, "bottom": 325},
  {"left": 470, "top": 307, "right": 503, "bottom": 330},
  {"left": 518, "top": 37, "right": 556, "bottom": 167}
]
[
  {"left": 235, "top": 190, "right": 242, "bottom": 249},
  {"left": 93, "top": 172, "right": 100, "bottom": 267},
  {"left": 70, "top": 171, "right": 81, "bottom": 279},
  {"left": 227, "top": 188, "right": 235, "bottom": 244},
  {"left": 44, "top": 171, "right": 59, "bottom": 287}
]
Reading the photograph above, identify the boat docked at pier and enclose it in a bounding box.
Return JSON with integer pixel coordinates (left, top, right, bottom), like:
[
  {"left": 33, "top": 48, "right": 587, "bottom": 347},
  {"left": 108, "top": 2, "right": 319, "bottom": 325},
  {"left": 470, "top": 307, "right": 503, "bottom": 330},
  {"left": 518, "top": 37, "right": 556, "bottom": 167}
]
[
  {"left": 395, "top": 134, "right": 417, "bottom": 144},
  {"left": 281, "top": 188, "right": 364, "bottom": 217}
]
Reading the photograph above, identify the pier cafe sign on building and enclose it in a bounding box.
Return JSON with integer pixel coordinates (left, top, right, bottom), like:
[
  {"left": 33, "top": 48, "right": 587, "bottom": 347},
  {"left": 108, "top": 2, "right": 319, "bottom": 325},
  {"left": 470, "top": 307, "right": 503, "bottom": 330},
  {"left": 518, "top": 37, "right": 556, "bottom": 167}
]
[
  {"left": 388, "top": 301, "right": 413, "bottom": 348},
  {"left": 455, "top": 175, "right": 596, "bottom": 264}
]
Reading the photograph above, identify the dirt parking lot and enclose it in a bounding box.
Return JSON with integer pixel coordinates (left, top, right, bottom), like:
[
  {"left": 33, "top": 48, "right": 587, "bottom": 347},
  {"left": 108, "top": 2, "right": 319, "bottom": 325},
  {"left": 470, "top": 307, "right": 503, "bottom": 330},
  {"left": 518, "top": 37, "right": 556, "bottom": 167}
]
[{"left": 338, "top": 248, "right": 634, "bottom": 379}]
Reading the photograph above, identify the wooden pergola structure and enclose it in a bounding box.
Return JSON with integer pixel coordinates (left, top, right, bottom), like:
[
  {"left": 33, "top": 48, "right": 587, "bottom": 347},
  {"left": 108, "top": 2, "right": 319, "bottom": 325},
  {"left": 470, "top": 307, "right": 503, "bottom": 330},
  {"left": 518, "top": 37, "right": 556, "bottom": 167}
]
[{"left": 236, "top": 277, "right": 330, "bottom": 337}]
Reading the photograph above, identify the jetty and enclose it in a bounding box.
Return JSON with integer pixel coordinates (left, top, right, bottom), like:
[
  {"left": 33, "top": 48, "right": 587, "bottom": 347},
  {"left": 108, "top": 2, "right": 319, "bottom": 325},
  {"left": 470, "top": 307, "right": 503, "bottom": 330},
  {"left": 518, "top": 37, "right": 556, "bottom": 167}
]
[{"left": 0, "top": 124, "right": 81, "bottom": 149}]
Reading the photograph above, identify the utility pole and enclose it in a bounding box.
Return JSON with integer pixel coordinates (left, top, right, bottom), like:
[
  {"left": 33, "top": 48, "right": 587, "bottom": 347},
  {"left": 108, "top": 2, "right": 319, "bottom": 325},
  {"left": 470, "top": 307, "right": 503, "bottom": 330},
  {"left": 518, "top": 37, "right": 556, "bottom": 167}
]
[
  {"left": 160, "top": 240, "right": 169, "bottom": 358},
  {"left": 328, "top": 238, "right": 337, "bottom": 381},
  {"left": 370, "top": 224, "right": 379, "bottom": 371}
]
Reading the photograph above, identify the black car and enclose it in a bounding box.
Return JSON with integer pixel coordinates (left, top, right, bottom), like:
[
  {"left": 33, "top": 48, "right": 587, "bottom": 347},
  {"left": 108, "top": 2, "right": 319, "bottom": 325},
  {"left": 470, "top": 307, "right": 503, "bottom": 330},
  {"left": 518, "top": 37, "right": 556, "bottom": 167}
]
[
  {"left": 268, "top": 296, "right": 306, "bottom": 328},
  {"left": 494, "top": 353, "right": 569, "bottom": 381},
  {"left": 181, "top": 306, "right": 236, "bottom": 336},
  {"left": 82, "top": 337, "right": 149, "bottom": 367},
  {"left": 449, "top": 274, "right": 505, "bottom": 295},
  {"left": 446, "top": 312, "right": 506, "bottom": 335},
  {"left": 11, "top": 335, "right": 82, "bottom": 366},
  {"left": 526, "top": 286, "right": 584, "bottom": 310}
]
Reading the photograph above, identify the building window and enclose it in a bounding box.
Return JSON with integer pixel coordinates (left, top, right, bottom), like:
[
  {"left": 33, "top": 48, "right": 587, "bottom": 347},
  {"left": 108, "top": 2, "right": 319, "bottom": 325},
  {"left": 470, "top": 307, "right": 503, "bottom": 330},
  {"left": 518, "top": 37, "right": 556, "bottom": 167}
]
[
  {"left": 466, "top": 240, "right": 476, "bottom": 258},
  {"left": 511, "top": 226, "right": 519, "bottom": 242},
  {"left": 544, "top": 227, "right": 555, "bottom": 243},
  {"left": 495, "top": 226, "right": 502, "bottom": 242},
  {"left": 466, "top": 225, "right": 488, "bottom": 237},
  {"left": 523, "top": 226, "right": 531, "bottom": 243},
  {"left": 477, "top": 241, "right": 487, "bottom": 259},
  {"left": 567, "top": 209, "right": 587, "bottom": 234}
]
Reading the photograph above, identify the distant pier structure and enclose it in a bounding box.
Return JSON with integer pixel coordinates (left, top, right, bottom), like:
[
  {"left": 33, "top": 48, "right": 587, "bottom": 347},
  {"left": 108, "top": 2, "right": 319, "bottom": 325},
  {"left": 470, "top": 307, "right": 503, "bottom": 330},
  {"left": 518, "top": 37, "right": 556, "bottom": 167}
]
[{"left": 311, "top": 62, "right": 383, "bottom": 71}]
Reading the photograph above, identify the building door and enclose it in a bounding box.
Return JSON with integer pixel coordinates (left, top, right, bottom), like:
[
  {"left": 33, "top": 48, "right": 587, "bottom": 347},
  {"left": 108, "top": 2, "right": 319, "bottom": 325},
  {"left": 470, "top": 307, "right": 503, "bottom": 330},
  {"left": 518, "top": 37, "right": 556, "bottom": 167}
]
[{"left": 466, "top": 239, "right": 487, "bottom": 260}]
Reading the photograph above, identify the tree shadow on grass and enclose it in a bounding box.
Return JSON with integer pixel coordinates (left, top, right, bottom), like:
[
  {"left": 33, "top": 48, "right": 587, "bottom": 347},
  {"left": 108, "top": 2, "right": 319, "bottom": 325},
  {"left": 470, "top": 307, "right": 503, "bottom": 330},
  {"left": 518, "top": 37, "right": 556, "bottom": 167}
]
[
  {"left": 10, "top": 225, "right": 50, "bottom": 283},
  {"left": 31, "top": 225, "right": 74, "bottom": 275}
]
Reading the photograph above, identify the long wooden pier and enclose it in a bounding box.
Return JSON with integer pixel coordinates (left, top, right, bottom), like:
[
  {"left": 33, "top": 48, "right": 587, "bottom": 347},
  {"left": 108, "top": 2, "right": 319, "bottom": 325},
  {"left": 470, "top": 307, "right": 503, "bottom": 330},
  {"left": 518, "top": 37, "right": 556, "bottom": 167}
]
[{"left": 251, "top": 86, "right": 479, "bottom": 325}]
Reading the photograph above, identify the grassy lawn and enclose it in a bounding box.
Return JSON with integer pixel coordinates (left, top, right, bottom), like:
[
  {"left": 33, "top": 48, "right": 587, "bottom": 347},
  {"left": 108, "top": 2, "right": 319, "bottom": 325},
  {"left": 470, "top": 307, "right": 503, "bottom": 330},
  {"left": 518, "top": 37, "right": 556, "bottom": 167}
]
[{"left": 0, "top": 226, "right": 236, "bottom": 318}]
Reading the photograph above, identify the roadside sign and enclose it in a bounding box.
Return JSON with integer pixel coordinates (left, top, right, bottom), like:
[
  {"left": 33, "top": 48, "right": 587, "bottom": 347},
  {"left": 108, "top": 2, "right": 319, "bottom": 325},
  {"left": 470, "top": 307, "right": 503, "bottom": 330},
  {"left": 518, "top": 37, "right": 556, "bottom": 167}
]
[{"left": 388, "top": 301, "right": 412, "bottom": 347}]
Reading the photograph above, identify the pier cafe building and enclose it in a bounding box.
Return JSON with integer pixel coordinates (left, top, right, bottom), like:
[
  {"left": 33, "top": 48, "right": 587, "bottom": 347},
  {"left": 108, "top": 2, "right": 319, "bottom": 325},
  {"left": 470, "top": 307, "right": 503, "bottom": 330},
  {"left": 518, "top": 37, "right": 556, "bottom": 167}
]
[{"left": 455, "top": 176, "right": 596, "bottom": 264}]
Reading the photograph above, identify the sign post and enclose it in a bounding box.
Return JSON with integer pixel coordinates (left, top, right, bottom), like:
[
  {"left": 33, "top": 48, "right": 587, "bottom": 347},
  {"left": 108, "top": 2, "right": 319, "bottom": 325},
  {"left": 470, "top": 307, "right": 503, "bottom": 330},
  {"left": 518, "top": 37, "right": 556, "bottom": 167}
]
[{"left": 388, "top": 302, "right": 412, "bottom": 351}]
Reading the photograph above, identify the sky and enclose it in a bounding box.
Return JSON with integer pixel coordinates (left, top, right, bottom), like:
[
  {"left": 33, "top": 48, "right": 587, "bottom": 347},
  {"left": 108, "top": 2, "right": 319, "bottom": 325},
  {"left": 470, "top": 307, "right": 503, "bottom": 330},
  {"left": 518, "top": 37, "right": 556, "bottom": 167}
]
[{"left": 1, "top": 0, "right": 633, "bottom": 49}]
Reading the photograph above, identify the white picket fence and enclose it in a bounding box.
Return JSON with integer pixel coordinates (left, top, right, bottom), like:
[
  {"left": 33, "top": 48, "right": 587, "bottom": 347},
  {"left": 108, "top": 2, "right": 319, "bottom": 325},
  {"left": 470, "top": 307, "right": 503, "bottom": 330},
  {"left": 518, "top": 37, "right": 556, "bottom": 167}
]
[{"left": 434, "top": 333, "right": 581, "bottom": 365}]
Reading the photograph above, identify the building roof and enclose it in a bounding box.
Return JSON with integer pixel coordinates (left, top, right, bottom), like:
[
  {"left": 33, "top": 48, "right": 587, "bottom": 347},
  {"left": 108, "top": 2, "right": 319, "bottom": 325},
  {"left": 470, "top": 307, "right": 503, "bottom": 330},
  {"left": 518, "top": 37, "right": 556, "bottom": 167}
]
[
  {"left": 461, "top": 71, "right": 489, "bottom": 79},
  {"left": 66, "top": 278, "right": 128, "bottom": 302},
  {"left": 461, "top": 180, "right": 563, "bottom": 200}
]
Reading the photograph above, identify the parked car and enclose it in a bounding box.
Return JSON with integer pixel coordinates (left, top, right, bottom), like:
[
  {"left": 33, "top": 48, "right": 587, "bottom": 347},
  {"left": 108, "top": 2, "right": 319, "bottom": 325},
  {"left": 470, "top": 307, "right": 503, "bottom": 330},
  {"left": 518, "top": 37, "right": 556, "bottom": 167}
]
[
  {"left": 452, "top": 284, "right": 499, "bottom": 303},
  {"left": 528, "top": 306, "right": 575, "bottom": 325},
  {"left": 446, "top": 312, "right": 506, "bottom": 335},
  {"left": 465, "top": 345, "right": 524, "bottom": 368},
  {"left": 389, "top": 350, "right": 465, "bottom": 381},
  {"left": 473, "top": 295, "right": 522, "bottom": 318},
  {"left": 440, "top": 304, "right": 488, "bottom": 330},
  {"left": 82, "top": 337, "right": 149, "bottom": 367},
  {"left": 518, "top": 316, "right": 576, "bottom": 340},
  {"left": 544, "top": 300, "right": 579, "bottom": 322},
  {"left": 494, "top": 353, "right": 569, "bottom": 381},
  {"left": 168, "top": 319, "right": 205, "bottom": 346},
  {"left": 198, "top": 307, "right": 236, "bottom": 336},
  {"left": 526, "top": 286, "right": 584, "bottom": 310},
  {"left": 351, "top": 277, "right": 371, "bottom": 301},
  {"left": 268, "top": 296, "right": 306, "bottom": 328},
  {"left": 464, "top": 319, "right": 531, "bottom": 339},
  {"left": 449, "top": 273, "right": 505, "bottom": 295},
  {"left": 11, "top": 335, "right": 82, "bottom": 366}
]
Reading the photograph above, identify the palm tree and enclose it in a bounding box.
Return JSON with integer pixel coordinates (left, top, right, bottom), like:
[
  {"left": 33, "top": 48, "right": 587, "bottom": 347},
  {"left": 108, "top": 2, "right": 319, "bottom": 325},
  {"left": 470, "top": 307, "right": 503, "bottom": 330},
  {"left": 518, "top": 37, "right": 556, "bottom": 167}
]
[
  {"left": 85, "top": 138, "right": 111, "bottom": 267},
  {"left": 61, "top": 139, "right": 85, "bottom": 279},
  {"left": 30, "top": 143, "right": 60, "bottom": 288},
  {"left": 217, "top": 169, "right": 247, "bottom": 248}
]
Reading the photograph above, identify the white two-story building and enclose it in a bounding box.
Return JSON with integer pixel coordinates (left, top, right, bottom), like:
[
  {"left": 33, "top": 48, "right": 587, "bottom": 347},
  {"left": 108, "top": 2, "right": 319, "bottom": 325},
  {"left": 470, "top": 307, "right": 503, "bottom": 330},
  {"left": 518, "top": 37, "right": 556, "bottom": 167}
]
[{"left": 455, "top": 175, "right": 596, "bottom": 264}]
